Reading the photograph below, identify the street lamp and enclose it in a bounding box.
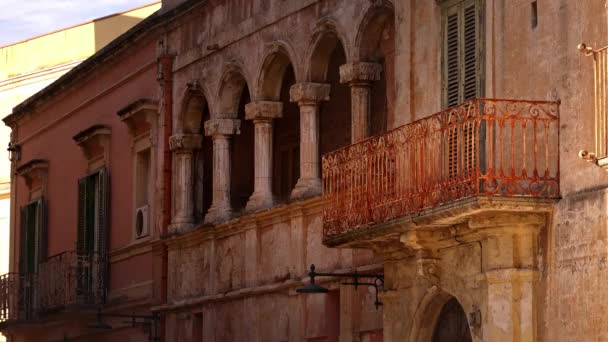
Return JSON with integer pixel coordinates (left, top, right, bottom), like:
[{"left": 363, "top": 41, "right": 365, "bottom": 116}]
[{"left": 296, "top": 264, "right": 384, "bottom": 309}]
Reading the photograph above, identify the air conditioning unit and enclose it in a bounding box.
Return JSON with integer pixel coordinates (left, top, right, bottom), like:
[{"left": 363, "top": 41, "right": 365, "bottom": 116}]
[{"left": 134, "top": 205, "right": 149, "bottom": 239}]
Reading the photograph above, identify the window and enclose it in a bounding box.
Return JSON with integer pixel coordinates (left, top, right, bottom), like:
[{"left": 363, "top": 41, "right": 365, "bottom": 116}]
[
  {"left": 441, "top": 0, "right": 484, "bottom": 181},
  {"left": 77, "top": 168, "right": 108, "bottom": 256},
  {"left": 19, "top": 198, "right": 46, "bottom": 275},
  {"left": 134, "top": 148, "right": 151, "bottom": 239},
  {"left": 442, "top": 0, "right": 483, "bottom": 108},
  {"left": 77, "top": 168, "right": 108, "bottom": 302}
]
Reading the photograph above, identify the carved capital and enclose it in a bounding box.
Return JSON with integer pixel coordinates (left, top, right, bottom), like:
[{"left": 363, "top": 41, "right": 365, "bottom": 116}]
[
  {"left": 245, "top": 101, "right": 283, "bottom": 121},
  {"left": 169, "top": 133, "right": 202, "bottom": 152},
  {"left": 339, "top": 62, "right": 383, "bottom": 84},
  {"left": 204, "top": 118, "right": 241, "bottom": 136},
  {"left": 289, "top": 83, "right": 331, "bottom": 104}
]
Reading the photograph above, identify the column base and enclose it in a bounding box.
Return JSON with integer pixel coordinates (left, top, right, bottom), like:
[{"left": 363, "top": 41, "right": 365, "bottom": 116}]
[
  {"left": 204, "top": 206, "right": 233, "bottom": 224},
  {"left": 168, "top": 221, "right": 195, "bottom": 234},
  {"left": 245, "top": 192, "right": 275, "bottom": 212},
  {"left": 290, "top": 178, "right": 322, "bottom": 200}
]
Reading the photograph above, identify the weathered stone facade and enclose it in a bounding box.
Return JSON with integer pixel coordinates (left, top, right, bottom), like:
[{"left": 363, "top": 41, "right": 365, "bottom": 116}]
[{"left": 4, "top": 0, "right": 608, "bottom": 341}]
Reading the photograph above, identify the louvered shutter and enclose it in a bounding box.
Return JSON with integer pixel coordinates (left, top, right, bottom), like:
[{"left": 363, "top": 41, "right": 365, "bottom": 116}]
[
  {"left": 443, "top": 0, "right": 483, "bottom": 181},
  {"left": 462, "top": 2, "right": 478, "bottom": 101},
  {"left": 19, "top": 207, "right": 27, "bottom": 275},
  {"left": 77, "top": 177, "right": 87, "bottom": 255},
  {"left": 96, "top": 168, "right": 108, "bottom": 257},
  {"left": 96, "top": 168, "right": 109, "bottom": 303},
  {"left": 445, "top": 8, "right": 460, "bottom": 107},
  {"left": 36, "top": 198, "right": 47, "bottom": 264},
  {"left": 442, "top": 0, "right": 482, "bottom": 107}
]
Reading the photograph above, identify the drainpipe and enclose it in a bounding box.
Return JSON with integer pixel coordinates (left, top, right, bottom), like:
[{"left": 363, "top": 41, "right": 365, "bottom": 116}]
[{"left": 158, "top": 49, "right": 174, "bottom": 342}]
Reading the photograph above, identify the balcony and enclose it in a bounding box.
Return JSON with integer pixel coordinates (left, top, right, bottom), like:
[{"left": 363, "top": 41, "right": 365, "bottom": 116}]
[
  {"left": 0, "top": 251, "right": 106, "bottom": 325},
  {"left": 322, "top": 99, "right": 560, "bottom": 246}
]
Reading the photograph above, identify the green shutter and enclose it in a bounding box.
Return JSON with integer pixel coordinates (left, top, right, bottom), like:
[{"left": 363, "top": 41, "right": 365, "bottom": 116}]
[
  {"left": 97, "top": 168, "right": 109, "bottom": 257},
  {"left": 77, "top": 177, "right": 87, "bottom": 255},
  {"left": 19, "top": 207, "right": 27, "bottom": 274},
  {"left": 36, "top": 198, "right": 47, "bottom": 264},
  {"left": 25, "top": 203, "right": 37, "bottom": 274},
  {"left": 442, "top": 0, "right": 483, "bottom": 108}
]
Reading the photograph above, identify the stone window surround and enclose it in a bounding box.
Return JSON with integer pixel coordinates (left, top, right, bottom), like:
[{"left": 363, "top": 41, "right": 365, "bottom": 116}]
[
  {"left": 73, "top": 124, "right": 111, "bottom": 172},
  {"left": 118, "top": 98, "right": 159, "bottom": 242}
]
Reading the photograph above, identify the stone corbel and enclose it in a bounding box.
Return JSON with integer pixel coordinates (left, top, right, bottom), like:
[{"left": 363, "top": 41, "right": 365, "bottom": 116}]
[
  {"left": 339, "top": 62, "right": 383, "bottom": 85},
  {"left": 400, "top": 230, "right": 442, "bottom": 285},
  {"left": 16, "top": 159, "right": 49, "bottom": 192},
  {"left": 204, "top": 118, "right": 241, "bottom": 137},
  {"left": 117, "top": 98, "right": 159, "bottom": 141},
  {"left": 73, "top": 125, "right": 111, "bottom": 165}
]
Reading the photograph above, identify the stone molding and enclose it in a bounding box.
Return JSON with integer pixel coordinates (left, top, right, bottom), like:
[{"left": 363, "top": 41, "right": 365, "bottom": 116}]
[
  {"left": 204, "top": 118, "right": 241, "bottom": 136},
  {"left": 289, "top": 83, "right": 331, "bottom": 104},
  {"left": 73, "top": 124, "right": 111, "bottom": 162},
  {"left": 244, "top": 101, "right": 283, "bottom": 121},
  {"left": 16, "top": 159, "right": 49, "bottom": 190},
  {"left": 339, "top": 62, "right": 383, "bottom": 84},
  {"left": 169, "top": 133, "right": 203, "bottom": 152},
  {"left": 117, "top": 98, "right": 158, "bottom": 136}
]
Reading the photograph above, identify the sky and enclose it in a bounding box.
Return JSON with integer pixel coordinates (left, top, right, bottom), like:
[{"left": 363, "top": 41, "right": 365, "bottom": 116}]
[{"left": 0, "top": 0, "right": 158, "bottom": 46}]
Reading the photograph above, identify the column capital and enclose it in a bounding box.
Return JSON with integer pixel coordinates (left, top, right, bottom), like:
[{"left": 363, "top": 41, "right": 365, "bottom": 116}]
[
  {"left": 169, "top": 133, "right": 202, "bottom": 152},
  {"left": 245, "top": 101, "right": 283, "bottom": 121},
  {"left": 204, "top": 118, "right": 241, "bottom": 136},
  {"left": 339, "top": 62, "right": 383, "bottom": 84},
  {"left": 289, "top": 83, "right": 331, "bottom": 104}
]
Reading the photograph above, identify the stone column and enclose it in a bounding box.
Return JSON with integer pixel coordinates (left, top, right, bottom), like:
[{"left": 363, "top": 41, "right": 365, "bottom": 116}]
[
  {"left": 204, "top": 118, "right": 241, "bottom": 224},
  {"left": 169, "top": 133, "right": 202, "bottom": 232},
  {"left": 244, "top": 101, "right": 283, "bottom": 211},
  {"left": 339, "top": 62, "right": 383, "bottom": 143},
  {"left": 289, "top": 83, "right": 330, "bottom": 199}
]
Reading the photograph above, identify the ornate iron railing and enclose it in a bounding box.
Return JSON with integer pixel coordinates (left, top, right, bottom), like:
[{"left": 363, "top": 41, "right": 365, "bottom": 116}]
[
  {"left": 37, "top": 251, "right": 106, "bottom": 313},
  {"left": 0, "top": 251, "right": 106, "bottom": 323},
  {"left": 322, "top": 99, "right": 560, "bottom": 238}
]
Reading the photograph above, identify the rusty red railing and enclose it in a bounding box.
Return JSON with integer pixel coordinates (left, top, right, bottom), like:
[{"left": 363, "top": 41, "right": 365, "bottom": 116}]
[
  {"left": 322, "top": 99, "right": 560, "bottom": 238},
  {"left": 0, "top": 251, "right": 106, "bottom": 323}
]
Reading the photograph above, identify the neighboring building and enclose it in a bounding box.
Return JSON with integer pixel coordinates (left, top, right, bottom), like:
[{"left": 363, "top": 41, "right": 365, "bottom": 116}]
[
  {"left": 1, "top": 0, "right": 608, "bottom": 341},
  {"left": 0, "top": 3, "right": 160, "bottom": 342}
]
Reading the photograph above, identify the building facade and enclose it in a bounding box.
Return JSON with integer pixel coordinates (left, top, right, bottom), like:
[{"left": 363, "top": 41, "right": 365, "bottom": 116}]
[
  {"left": 0, "top": 4, "right": 161, "bottom": 342},
  {"left": 0, "top": 0, "right": 607, "bottom": 341}
]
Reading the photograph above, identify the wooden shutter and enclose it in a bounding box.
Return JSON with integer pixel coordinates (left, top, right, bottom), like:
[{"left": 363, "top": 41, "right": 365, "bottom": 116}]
[
  {"left": 462, "top": 2, "right": 478, "bottom": 101},
  {"left": 96, "top": 168, "right": 109, "bottom": 257},
  {"left": 36, "top": 198, "right": 47, "bottom": 264},
  {"left": 445, "top": 8, "right": 460, "bottom": 107},
  {"left": 77, "top": 177, "right": 87, "bottom": 255},
  {"left": 442, "top": 0, "right": 483, "bottom": 108},
  {"left": 19, "top": 207, "right": 27, "bottom": 275}
]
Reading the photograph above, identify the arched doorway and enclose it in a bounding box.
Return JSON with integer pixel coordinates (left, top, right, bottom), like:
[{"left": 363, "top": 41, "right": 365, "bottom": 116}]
[{"left": 431, "top": 298, "right": 472, "bottom": 342}]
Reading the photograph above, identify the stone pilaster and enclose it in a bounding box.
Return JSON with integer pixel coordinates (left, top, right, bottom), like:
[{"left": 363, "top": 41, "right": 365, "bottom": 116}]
[
  {"left": 204, "top": 118, "right": 241, "bottom": 224},
  {"left": 244, "top": 101, "right": 283, "bottom": 211},
  {"left": 474, "top": 218, "right": 542, "bottom": 342},
  {"left": 339, "top": 62, "right": 382, "bottom": 143},
  {"left": 169, "top": 133, "right": 202, "bottom": 232},
  {"left": 289, "top": 82, "right": 330, "bottom": 199}
]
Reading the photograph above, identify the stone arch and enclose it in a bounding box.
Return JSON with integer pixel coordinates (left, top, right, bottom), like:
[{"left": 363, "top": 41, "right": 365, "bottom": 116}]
[
  {"left": 218, "top": 61, "right": 252, "bottom": 117},
  {"left": 306, "top": 18, "right": 352, "bottom": 82},
  {"left": 408, "top": 287, "right": 472, "bottom": 342},
  {"left": 354, "top": 1, "right": 396, "bottom": 134},
  {"left": 178, "top": 81, "right": 209, "bottom": 134},
  {"left": 354, "top": 0, "right": 395, "bottom": 62},
  {"left": 257, "top": 41, "right": 300, "bottom": 100}
]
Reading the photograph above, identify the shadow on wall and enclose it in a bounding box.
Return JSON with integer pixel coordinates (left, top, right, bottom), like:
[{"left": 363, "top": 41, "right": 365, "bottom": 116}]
[{"left": 94, "top": 15, "right": 144, "bottom": 51}]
